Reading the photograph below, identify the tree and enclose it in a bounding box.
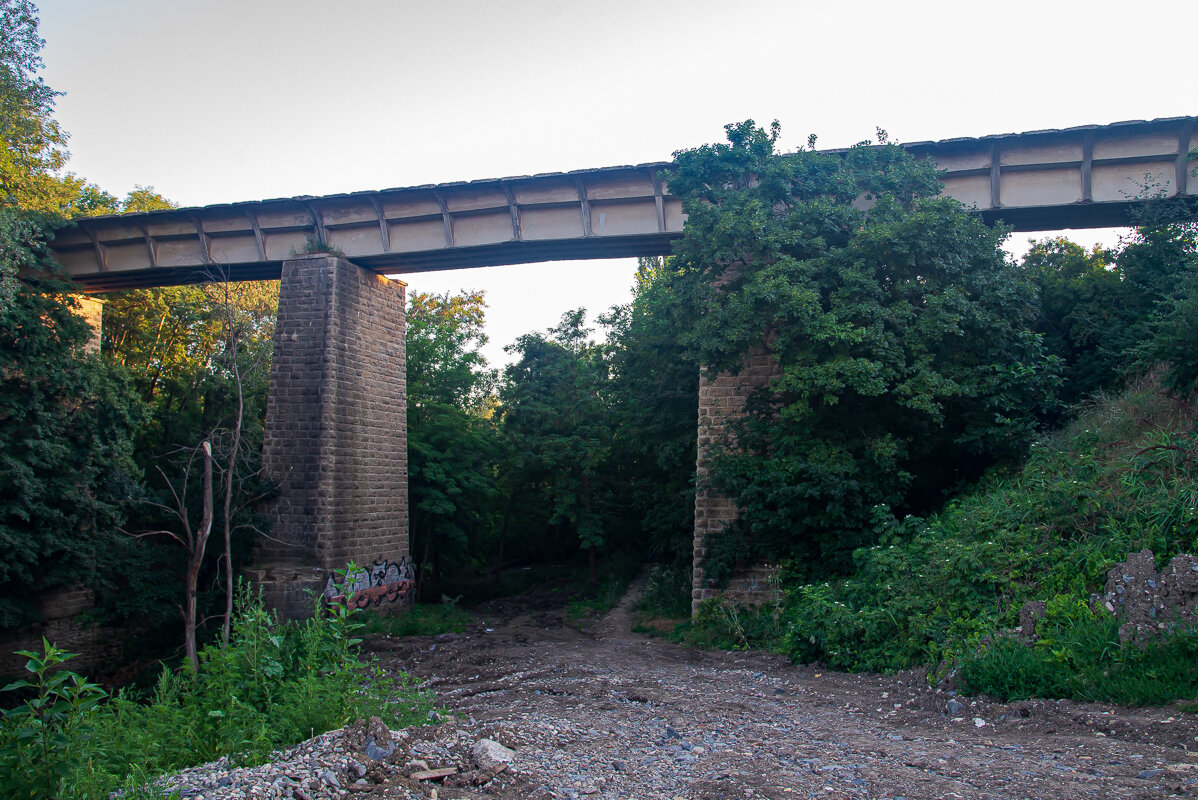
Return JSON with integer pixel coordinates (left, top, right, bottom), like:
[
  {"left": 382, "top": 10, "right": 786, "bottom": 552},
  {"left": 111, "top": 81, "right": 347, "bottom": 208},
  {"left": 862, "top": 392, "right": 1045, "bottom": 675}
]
[
  {"left": 601, "top": 257, "right": 699, "bottom": 563},
  {"left": 0, "top": 276, "right": 142, "bottom": 627},
  {"left": 0, "top": 0, "right": 64, "bottom": 212},
  {"left": 0, "top": 0, "right": 118, "bottom": 220},
  {"left": 500, "top": 310, "right": 612, "bottom": 582},
  {"left": 1021, "top": 238, "right": 1129, "bottom": 408},
  {"left": 1127, "top": 205, "right": 1198, "bottom": 394},
  {"left": 662, "top": 121, "right": 1057, "bottom": 577},
  {"left": 405, "top": 290, "right": 497, "bottom": 595},
  {"left": 0, "top": 2, "right": 148, "bottom": 634}
]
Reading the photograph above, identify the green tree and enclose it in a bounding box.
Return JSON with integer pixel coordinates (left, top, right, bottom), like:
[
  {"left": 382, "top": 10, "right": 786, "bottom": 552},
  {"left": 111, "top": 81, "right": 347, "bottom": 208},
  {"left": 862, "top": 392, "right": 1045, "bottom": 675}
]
[
  {"left": 601, "top": 257, "right": 699, "bottom": 563},
  {"left": 405, "top": 290, "right": 497, "bottom": 594},
  {"left": 0, "top": 0, "right": 117, "bottom": 220},
  {"left": 500, "top": 310, "right": 612, "bottom": 581},
  {"left": 1020, "top": 238, "right": 1131, "bottom": 408},
  {"left": 663, "top": 121, "right": 1057, "bottom": 576},
  {"left": 0, "top": 3, "right": 143, "bottom": 629},
  {"left": 1129, "top": 208, "right": 1198, "bottom": 394},
  {"left": 0, "top": 276, "right": 143, "bottom": 627}
]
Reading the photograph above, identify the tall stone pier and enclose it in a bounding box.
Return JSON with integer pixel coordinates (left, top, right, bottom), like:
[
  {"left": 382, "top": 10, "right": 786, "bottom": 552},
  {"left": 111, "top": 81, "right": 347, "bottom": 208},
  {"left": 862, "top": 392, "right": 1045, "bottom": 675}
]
[
  {"left": 253, "top": 255, "right": 409, "bottom": 618},
  {"left": 691, "top": 350, "right": 781, "bottom": 615}
]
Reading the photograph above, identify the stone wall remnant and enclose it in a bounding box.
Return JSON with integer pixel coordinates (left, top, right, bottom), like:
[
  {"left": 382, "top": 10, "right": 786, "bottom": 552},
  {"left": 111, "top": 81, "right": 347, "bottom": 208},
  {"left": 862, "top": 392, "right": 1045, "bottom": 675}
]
[{"left": 1096, "top": 548, "right": 1198, "bottom": 643}]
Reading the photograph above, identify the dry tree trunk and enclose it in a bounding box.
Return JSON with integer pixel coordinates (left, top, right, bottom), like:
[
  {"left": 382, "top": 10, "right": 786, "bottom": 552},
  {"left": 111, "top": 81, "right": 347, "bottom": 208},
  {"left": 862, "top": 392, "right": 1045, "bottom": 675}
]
[
  {"left": 184, "top": 441, "right": 214, "bottom": 673},
  {"left": 220, "top": 280, "right": 244, "bottom": 647}
]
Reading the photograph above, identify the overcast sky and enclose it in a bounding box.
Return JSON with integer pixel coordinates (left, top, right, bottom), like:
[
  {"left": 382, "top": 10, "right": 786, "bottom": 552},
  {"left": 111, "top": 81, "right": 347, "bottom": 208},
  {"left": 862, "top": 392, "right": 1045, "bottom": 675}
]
[{"left": 36, "top": 0, "right": 1193, "bottom": 364}]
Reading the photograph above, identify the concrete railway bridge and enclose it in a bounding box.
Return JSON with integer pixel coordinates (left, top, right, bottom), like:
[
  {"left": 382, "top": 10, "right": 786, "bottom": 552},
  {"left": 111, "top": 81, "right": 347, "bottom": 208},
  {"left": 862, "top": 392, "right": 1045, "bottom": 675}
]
[{"left": 47, "top": 116, "right": 1198, "bottom": 615}]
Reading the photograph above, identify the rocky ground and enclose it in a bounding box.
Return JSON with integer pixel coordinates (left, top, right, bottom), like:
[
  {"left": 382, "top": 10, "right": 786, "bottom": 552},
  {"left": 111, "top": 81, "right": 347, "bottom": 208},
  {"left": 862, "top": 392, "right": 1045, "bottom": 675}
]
[{"left": 160, "top": 578, "right": 1198, "bottom": 800}]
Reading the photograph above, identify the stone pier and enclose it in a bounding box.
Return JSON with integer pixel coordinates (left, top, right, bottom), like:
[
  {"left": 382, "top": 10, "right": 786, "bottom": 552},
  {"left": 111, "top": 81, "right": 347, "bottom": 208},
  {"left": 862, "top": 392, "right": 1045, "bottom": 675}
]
[
  {"left": 691, "top": 349, "right": 781, "bottom": 615},
  {"left": 253, "top": 255, "right": 409, "bottom": 618},
  {"left": 75, "top": 295, "right": 104, "bottom": 353}
]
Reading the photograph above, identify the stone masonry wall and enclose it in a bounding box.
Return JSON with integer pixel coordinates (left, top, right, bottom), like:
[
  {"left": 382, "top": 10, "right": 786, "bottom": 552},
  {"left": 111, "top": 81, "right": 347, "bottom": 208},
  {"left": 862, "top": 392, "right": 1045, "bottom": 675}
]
[
  {"left": 76, "top": 295, "right": 103, "bottom": 353},
  {"left": 254, "top": 255, "right": 408, "bottom": 618},
  {"left": 692, "top": 348, "right": 782, "bottom": 614}
]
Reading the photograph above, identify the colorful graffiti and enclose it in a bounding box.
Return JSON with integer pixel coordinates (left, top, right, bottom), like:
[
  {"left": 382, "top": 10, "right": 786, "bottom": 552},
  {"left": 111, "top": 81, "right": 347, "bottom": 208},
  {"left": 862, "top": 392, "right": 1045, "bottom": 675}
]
[{"left": 322, "top": 557, "right": 415, "bottom": 609}]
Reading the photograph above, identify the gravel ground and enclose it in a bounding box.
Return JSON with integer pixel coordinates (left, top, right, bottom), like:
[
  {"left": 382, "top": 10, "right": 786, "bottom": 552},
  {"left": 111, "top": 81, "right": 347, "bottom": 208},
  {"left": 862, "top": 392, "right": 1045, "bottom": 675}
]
[{"left": 158, "top": 578, "right": 1198, "bottom": 799}]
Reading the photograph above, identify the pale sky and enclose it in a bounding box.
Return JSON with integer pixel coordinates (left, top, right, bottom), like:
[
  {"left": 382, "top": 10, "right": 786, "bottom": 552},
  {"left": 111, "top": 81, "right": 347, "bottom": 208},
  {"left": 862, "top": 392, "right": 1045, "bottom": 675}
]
[{"left": 37, "top": 0, "right": 1193, "bottom": 365}]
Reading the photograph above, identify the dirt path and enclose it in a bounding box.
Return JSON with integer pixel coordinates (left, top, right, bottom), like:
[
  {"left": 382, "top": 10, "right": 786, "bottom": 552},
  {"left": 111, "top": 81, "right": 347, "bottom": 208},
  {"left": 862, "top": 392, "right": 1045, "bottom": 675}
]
[{"left": 365, "top": 580, "right": 1198, "bottom": 799}]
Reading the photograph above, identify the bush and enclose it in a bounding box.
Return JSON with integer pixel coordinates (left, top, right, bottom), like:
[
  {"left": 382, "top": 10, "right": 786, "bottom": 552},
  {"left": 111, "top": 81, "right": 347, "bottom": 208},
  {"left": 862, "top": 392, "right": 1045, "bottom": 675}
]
[
  {"left": 635, "top": 564, "right": 693, "bottom": 619},
  {"left": 673, "top": 599, "right": 784, "bottom": 652},
  {"left": 959, "top": 599, "right": 1198, "bottom": 706},
  {"left": 779, "top": 377, "right": 1198, "bottom": 679},
  {"left": 1, "top": 585, "right": 433, "bottom": 800}
]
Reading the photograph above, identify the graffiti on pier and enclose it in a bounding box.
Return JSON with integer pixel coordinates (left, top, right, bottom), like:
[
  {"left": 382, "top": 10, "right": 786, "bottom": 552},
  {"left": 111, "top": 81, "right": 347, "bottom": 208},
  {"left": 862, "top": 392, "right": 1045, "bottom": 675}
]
[{"left": 322, "top": 557, "right": 415, "bottom": 609}]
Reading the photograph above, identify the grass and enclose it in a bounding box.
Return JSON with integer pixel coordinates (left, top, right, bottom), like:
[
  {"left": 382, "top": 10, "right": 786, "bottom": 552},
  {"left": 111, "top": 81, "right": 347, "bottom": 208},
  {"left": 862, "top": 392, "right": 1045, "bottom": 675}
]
[
  {"left": 959, "top": 600, "right": 1198, "bottom": 706},
  {"left": 360, "top": 603, "right": 473, "bottom": 638}
]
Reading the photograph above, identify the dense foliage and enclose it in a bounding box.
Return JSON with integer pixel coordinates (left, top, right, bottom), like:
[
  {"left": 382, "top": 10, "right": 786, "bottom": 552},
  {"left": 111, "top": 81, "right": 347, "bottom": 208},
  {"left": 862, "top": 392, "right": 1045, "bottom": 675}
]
[
  {"left": 500, "top": 310, "right": 614, "bottom": 580},
  {"left": 662, "top": 121, "right": 1057, "bottom": 577},
  {"left": 406, "top": 290, "right": 497, "bottom": 588},
  {"left": 0, "top": 588, "right": 434, "bottom": 800},
  {"left": 0, "top": 4, "right": 146, "bottom": 629},
  {"left": 781, "top": 376, "right": 1197, "bottom": 675},
  {"left": 0, "top": 280, "right": 142, "bottom": 627}
]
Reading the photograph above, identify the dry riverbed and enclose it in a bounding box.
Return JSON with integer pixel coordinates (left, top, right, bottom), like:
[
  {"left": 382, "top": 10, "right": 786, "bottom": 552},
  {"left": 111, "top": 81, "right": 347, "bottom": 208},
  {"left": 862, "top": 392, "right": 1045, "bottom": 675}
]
[{"left": 160, "top": 579, "right": 1198, "bottom": 799}]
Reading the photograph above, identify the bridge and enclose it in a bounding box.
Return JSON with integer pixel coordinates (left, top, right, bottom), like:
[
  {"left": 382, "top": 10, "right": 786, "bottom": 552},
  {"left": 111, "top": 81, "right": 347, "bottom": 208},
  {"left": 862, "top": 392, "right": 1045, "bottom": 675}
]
[
  {"left": 46, "top": 116, "right": 1198, "bottom": 616},
  {"left": 52, "top": 116, "right": 1197, "bottom": 291}
]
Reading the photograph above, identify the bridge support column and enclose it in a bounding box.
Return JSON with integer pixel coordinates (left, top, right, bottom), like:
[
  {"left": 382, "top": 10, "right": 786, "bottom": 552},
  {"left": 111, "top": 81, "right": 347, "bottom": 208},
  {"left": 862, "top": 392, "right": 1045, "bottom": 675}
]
[
  {"left": 75, "top": 295, "right": 103, "bottom": 353},
  {"left": 252, "top": 255, "right": 409, "bottom": 618},
  {"left": 692, "top": 349, "right": 780, "bottom": 616}
]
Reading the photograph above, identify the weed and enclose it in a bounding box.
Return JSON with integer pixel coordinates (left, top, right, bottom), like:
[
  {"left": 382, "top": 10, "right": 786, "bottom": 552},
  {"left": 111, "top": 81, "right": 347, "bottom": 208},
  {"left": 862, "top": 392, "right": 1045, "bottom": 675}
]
[
  {"left": 673, "top": 599, "right": 784, "bottom": 652},
  {"left": 0, "top": 639, "right": 107, "bottom": 800},
  {"left": 21, "top": 582, "right": 433, "bottom": 799},
  {"left": 291, "top": 235, "right": 345, "bottom": 258},
  {"left": 634, "top": 564, "right": 692, "bottom": 619}
]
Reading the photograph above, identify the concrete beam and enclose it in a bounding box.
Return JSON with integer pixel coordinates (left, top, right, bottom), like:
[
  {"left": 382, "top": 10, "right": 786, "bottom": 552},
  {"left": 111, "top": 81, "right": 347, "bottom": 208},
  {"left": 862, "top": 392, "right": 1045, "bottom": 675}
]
[{"left": 48, "top": 116, "right": 1197, "bottom": 291}]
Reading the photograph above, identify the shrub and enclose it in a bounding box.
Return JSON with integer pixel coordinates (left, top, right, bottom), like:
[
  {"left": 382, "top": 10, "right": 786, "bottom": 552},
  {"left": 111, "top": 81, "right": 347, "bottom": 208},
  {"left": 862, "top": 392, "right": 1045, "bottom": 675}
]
[
  {"left": 779, "top": 377, "right": 1198, "bottom": 680},
  {"left": 959, "top": 599, "right": 1198, "bottom": 706},
  {"left": 635, "top": 564, "right": 693, "bottom": 619},
  {"left": 4, "top": 584, "right": 433, "bottom": 800},
  {"left": 674, "top": 599, "right": 785, "bottom": 652}
]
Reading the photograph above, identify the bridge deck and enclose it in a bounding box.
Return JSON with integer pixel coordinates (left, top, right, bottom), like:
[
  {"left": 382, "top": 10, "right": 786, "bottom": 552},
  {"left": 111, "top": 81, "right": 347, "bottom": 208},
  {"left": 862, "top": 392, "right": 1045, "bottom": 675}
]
[{"left": 49, "top": 116, "right": 1197, "bottom": 291}]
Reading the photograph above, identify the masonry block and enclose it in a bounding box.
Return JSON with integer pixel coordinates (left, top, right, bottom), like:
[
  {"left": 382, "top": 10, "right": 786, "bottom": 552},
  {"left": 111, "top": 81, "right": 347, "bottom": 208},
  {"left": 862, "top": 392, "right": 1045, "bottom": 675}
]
[{"left": 256, "top": 256, "right": 409, "bottom": 618}]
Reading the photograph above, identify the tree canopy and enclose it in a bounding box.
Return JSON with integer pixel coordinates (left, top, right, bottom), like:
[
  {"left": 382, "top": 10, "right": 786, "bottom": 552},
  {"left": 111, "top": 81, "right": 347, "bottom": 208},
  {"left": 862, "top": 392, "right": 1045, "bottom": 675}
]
[{"left": 661, "top": 121, "right": 1059, "bottom": 576}]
